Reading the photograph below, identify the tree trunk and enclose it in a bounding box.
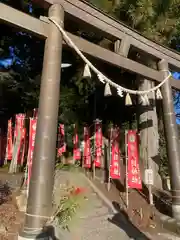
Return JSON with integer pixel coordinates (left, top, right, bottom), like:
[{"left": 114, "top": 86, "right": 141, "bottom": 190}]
[{"left": 138, "top": 78, "right": 162, "bottom": 189}]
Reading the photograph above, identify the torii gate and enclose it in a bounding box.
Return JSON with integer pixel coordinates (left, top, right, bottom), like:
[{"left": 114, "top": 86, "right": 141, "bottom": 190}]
[{"left": 1, "top": 1, "right": 180, "bottom": 238}]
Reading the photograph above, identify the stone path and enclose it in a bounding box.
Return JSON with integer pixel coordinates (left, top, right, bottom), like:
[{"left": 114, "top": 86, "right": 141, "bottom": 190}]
[
  {"left": 0, "top": 170, "right": 179, "bottom": 239},
  {"left": 0, "top": 169, "right": 178, "bottom": 240},
  {"left": 53, "top": 170, "right": 164, "bottom": 240},
  {"left": 52, "top": 170, "right": 180, "bottom": 240},
  {"left": 53, "top": 170, "right": 130, "bottom": 239}
]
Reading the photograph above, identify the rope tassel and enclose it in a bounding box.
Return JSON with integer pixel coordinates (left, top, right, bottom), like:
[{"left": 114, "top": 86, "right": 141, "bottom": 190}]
[
  {"left": 156, "top": 89, "right": 163, "bottom": 99},
  {"left": 83, "top": 64, "right": 91, "bottom": 78},
  {"left": 140, "top": 95, "right": 145, "bottom": 105},
  {"left": 140, "top": 94, "right": 149, "bottom": 106},
  {"left": 104, "top": 82, "right": 112, "bottom": 96},
  {"left": 144, "top": 95, "right": 150, "bottom": 105},
  {"left": 97, "top": 74, "right": 105, "bottom": 84},
  {"left": 117, "top": 87, "right": 124, "bottom": 97},
  {"left": 125, "top": 93, "right": 132, "bottom": 106}
]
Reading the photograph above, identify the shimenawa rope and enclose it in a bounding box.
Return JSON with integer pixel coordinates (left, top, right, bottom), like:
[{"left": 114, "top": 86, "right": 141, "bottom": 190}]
[{"left": 49, "top": 17, "right": 171, "bottom": 97}]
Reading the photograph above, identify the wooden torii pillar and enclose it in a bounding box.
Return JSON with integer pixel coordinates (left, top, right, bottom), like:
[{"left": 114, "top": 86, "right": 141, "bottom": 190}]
[
  {"left": 158, "top": 60, "right": 180, "bottom": 220},
  {"left": 19, "top": 4, "right": 64, "bottom": 239}
]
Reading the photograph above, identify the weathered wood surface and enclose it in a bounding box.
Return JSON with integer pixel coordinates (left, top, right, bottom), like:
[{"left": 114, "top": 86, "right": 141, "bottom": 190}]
[{"left": 0, "top": 3, "right": 48, "bottom": 38}]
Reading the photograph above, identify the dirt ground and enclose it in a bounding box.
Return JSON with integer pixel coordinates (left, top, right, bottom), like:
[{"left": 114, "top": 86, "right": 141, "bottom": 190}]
[
  {"left": 0, "top": 169, "right": 24, "bottom": 240},
  {"left": 0, "top": 195, "right": 24, "bottom": 240},
  {"left": 92, "top": 177, "right": 172, "bottom": 236}
]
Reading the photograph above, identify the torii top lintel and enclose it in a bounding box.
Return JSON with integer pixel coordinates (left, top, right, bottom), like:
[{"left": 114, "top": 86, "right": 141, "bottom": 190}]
[{"left": 35, "top": 0, "right": 180, "bottom": 71}]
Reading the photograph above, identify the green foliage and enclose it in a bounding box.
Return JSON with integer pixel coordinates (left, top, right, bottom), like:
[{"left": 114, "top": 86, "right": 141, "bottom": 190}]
[
  {"left": 159, "top": 128, "right": 168, "bottom": 177},
  {"left": 56, "top": 186, "right": 86, "bottom": 230},
  {"left": 88, "top": 0, "right": 180, "bottom": 46},
  {"left": 88, "top": 0, "right": 180, "bottom": 178}
]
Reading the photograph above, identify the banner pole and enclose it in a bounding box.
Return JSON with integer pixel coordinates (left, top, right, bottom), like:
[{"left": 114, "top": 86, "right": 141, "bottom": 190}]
[
  {"left": 83, "top": 126, "right": 91, "bottom": 177},
  {"left": 93, "top": 121, "right": 96, "bottom": 180},
  {"left": 82, "top": 128, "right": 86, "bottom": 175},
  {"left": 101, "top": 138, "right": 104, "bottom": 183},
  {"left": 146, "top": 112, "right": 154, "bottom": 206},
  {"left": 125, "top": 130, "right": 129, "bottom": 209},
  {"left": 4, "top": 124, "right": 8, "bottom": 165},
  {"left": 107, "top": 127, "right": 112, "bottom": 191},
  {"left": 93, "top": 139, "right": 96, "bottom": 179},
  {"left": 73, "top": 124, "right": 75, "bottom": 165}
]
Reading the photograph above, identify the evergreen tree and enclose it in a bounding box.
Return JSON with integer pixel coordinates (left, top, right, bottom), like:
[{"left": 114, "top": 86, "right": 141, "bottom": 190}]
[{"left": 88, "top": 0, "right": 180, "bottom": 184}]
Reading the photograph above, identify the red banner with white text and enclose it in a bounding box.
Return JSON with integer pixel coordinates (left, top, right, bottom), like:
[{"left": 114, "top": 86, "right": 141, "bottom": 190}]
[
  {"left": 14, "top": 114, "right": 25, "bottom": 138},
  {"left": 127, "top": 130, "right": 142, "bottom": 189},
  {"left": 57, "top": 124, "right": 66, "bottom": 157},
  {"left": 109, "top": 127, "right": 121, "bottom": 179},
  {"left": 73, "top": 125, "right": 81, "bottom": 160},
  {"left": 6, "top": 119, "right": 13, "bottom": 160},
  {"left": 19, "top": 128, "right": 26, "bottom": 165},
  {"left": 94, "top": 121, "right": 102, "bottom": 167},
  {"left": 27, "top": 118, "right": 37, "bottom": 185},
  {"left": 83, "top": 126, "right": 91, "bottom": 168},
  {"left": 14, "top": 114, "right": 25, "bottom": 165}
]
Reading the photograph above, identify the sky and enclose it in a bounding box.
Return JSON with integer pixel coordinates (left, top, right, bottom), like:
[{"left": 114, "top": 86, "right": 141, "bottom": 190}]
[
  {"left": 0, "top": 57, "right": 71, "bottom": 68},
  {"left": 172, "top": 72, "right": 180, "bottom": 124}
]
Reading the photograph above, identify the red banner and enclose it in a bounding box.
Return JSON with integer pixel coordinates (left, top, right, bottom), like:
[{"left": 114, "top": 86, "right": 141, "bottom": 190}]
[
  {"left": 94, "top": 121, "right": 102, "bottom": 167},
  {"left": 109, "top": 127, "right": 121, "bottom": 179},
  {"left": 14, "top": 114, "right": 25, "bottom": 164},
  {"left": 73, "top": 125, "right": 81, "bottom": 160},
  {"left": 83, "top": 126, "right": 91, "bottom": 168},
  {"left": 14, "top": 114, "right": 25, "bottom": 138},
  {"left": 27, "top": 118, "right": 37, "bottom": 185},
  {"left": 19, "top": 128, "right": 26, "bottom": 165},
  {"left": 57, "top": 124, "right": 66, "bottom": 157},
  {"left": 0, "top": 131, "right": 6, "bottom": 165},
  {"left": 6, "top": 119, "right": 13, "bottom": 160},
  {"left": 127, "top": 130, "right": 142, "bottom": 189}
]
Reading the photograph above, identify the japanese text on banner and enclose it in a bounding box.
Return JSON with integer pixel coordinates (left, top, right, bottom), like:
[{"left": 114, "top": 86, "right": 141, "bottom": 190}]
[
  {"left": 94, "top": 121, "right": 102, "bottom": 167},
  {"left": 83, "top": 126, "right": 91, "bottom": 168},
  {"left": 57, "top": 124, "right": 66, "bottom": 157},
  {"left": 27, "top": 118, "right": 37, "bottom": 185},
  {"left": 127, "top": 130, "right": 142, "bottom": 189},
  {"left": 73, "top": 125, "right": 81, "bottom": 160},
  {"left": 6, "top": 119, "right": 13, "bottom": 160},
  {"left": 110, "top": 127, "right": 121, "bottom": 179},
  {"left": 14, "top": 114, "right": 25, "bottom": 165}
]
